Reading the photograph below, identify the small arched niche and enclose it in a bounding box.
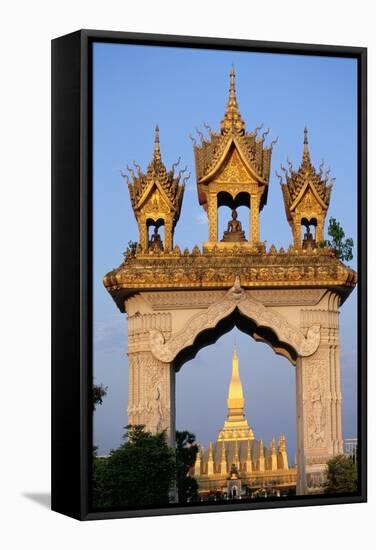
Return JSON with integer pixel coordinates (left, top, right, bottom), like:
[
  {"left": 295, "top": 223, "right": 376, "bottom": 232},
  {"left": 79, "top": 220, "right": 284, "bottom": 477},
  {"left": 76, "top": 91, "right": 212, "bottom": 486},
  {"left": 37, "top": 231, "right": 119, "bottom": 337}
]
[
  {"left": 217, "top": 191, "right": 250, "bottom": 242},
  {"left": 147, "top": 217, "right": 165, "bottom": 251},
  {"left": 301, "top": 217, "right": 317, "bottom": 248}
]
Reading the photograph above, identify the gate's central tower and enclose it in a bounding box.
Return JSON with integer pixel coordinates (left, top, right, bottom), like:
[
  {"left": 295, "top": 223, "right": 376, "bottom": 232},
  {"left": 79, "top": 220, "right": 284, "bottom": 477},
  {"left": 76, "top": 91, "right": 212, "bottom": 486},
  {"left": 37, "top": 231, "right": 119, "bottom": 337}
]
[{"left": 193, "top": 66, "right": 274, "bottom": 249}]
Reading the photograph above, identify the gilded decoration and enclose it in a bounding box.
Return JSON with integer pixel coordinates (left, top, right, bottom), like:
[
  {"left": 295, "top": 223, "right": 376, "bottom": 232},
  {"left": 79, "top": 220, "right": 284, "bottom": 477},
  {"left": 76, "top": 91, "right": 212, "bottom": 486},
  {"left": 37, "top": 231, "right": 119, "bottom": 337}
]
[
  {"left": 192, "top": 67, "right": 278, "bottom": 245},
  {"left": 278, "top": 128, "right": 335, "bottom": 248},
  {"left": 124, "top": 125, "right": 187, "bottom": 252},
  {"left": 103, "top": 244, "right": 357, "bottom": 312}
]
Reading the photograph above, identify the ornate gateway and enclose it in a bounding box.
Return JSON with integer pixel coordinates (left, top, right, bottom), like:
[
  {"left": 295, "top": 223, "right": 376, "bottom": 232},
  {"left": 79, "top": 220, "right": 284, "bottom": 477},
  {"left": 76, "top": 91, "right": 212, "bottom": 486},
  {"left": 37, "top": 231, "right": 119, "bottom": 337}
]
[{"left": 104, "top": 68, "right": 357, "bottom": 495}]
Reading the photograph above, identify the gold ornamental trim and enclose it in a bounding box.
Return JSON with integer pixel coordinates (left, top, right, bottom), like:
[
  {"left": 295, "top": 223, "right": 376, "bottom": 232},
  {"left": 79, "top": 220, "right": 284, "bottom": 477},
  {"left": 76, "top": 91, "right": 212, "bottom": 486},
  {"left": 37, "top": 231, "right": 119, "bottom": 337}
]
[{"left": 103, "top": 245, "right": 357, "bottom": 311}]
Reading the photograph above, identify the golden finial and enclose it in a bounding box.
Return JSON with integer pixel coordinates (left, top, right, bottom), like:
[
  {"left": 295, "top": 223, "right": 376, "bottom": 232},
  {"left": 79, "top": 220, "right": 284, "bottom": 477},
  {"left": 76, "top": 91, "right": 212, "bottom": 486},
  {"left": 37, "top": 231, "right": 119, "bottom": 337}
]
[
  {"left": 245, "top": 439, "right": 251, "bottom": 459},
  {"left": 302, "top": 126, "right": 311, "bottom": 165},
  {"left": 221, "top": 440, "right": 226, "bottom": 458},
  {"left": 220, "top": 66, "right": 245, "bottom": 134},
  {"left": 229, "top": 64, "right": 236, "bottom": 101},
  {"left": 153, "top": 124, "right": 161, "bottom": 162}
]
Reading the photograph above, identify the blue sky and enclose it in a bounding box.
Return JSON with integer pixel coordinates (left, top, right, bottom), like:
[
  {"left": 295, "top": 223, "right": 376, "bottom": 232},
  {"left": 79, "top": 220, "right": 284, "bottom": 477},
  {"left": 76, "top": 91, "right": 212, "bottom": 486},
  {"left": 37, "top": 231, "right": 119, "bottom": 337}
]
[{"left": 93, "top": 42, "right": 358, "bottom": 462}]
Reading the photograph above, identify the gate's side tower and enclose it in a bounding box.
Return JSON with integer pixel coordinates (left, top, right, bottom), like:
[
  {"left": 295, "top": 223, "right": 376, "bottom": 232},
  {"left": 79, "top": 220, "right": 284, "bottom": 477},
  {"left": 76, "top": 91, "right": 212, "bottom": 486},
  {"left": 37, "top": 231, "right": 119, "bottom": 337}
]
[{"left": 103, "top": 68, "right": 357, "bottom": 495}]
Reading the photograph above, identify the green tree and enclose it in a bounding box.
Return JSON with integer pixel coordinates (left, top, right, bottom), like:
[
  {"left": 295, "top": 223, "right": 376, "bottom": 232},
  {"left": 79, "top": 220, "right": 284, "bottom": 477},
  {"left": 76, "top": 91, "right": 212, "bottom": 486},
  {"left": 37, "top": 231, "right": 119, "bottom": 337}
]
[
  {"left": 124, "top": 240, "right": 137, "bottom": 258},
  {"left": 175, "top": 430, "right": 199, "bottom": 503},
  {"left": 92, "top": 383, "right": 108, "bottom": 411},
  {"left": 319, "top": 217, "right": 354, "bottom": 262},
  {"left": 324, "top": 454, "right": 358, "bottom": 494},
  {"left": 93, "top": 425, "right": 176, "bottom": 509}
]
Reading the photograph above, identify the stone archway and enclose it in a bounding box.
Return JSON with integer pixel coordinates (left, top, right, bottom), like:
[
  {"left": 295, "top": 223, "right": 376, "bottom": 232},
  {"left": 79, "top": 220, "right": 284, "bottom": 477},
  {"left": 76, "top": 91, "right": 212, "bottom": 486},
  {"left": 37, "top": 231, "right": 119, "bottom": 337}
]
[
  {"left": 121, "top": 277, "right": 345, "bottom": 495},
  {"left": 149, "top": 277, "right": 320, "bottom": 364}
]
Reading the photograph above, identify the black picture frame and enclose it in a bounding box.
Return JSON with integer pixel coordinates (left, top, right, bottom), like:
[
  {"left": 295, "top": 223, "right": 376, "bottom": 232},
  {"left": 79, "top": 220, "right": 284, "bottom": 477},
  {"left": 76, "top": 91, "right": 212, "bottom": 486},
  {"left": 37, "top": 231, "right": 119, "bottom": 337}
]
[{"left": 51, "top": 29, "right": 367, "bottom": 520}]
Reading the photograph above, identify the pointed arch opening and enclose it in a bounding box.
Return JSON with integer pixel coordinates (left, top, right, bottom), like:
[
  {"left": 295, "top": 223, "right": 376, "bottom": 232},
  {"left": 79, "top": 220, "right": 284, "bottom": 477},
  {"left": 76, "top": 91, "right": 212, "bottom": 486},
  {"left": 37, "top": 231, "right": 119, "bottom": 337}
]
[{"left": 174, "top": 308, "right": 297, "bottom": 372}]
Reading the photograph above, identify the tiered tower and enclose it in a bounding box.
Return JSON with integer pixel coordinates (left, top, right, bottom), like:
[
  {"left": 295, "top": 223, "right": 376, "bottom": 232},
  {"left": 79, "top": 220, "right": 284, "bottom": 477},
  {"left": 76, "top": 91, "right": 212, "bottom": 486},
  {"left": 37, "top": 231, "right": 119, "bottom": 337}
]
[
  {"left": 278, "top": 127, "right": 334, "bottom": 248},
  {"left": 193, "top": 67, "right": 276, "bottom": 249},
  {"left": 125, "top": 125, "right": 187, "bottom": 253}
]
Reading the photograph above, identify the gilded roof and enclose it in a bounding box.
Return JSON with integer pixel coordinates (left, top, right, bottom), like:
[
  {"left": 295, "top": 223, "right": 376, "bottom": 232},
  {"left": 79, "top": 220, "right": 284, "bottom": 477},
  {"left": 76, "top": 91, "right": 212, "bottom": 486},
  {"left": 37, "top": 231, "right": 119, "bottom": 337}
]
[
  {"left": 279, "top": 128, "right": 335, "bottom": 219},
  {"left": 125, "top": 125, "right": 187, "bottom": 221}
]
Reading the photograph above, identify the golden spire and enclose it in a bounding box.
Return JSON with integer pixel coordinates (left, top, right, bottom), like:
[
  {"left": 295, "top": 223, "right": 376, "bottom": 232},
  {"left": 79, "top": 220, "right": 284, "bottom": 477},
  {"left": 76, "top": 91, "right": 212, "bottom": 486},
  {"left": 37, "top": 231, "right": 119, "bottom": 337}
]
[
  {"left": 217, "top": 347, "right": 254, "bottom": 442},
  {"left": 153, "top": 124, "right": 161, "bottom": 162},
  {"left": 302, "top": 126, "right": 311, "bottom": 165},
  {"left": 220, "top": 66, "right": 245, "bottom": 135},
  {"left": 207, "top": 442, "right": 214, "bottom": 475},
  {"left": 246, "top": 439, "right": 253, "bottom": 472},
  {"left": 259, "top": 439, "right": 264, "bottom": 457},
  {"left": 278, "top": 434, "right": 286, "bottom": 451},
  {"left": 220, "top": 440, "right": 227, "bottom": 473},
  {"left": 226, "top": 345, "right": 245, "bottom": 418},
  {"left": 270, "top": 437, "right": 277, "bottom": 470},
  {"left": 194, "top": 445, "right": 201, "bottom": 476},
  {"left": 221, "top": 440, "right": 226, "bottom": 460}
]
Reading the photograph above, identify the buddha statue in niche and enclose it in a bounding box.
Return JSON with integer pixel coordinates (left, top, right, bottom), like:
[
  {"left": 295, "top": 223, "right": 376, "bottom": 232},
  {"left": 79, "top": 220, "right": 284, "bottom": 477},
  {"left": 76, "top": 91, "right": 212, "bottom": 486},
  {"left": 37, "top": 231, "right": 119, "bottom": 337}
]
[
  {"left": 302, "top": 225, "right": 316, "bottom": 250},
  {"left": 221, "top": 208, "right": 247, "bottom": 242},
  {"left": 149, "top": 226, "right": 164, "bottom": 251}
]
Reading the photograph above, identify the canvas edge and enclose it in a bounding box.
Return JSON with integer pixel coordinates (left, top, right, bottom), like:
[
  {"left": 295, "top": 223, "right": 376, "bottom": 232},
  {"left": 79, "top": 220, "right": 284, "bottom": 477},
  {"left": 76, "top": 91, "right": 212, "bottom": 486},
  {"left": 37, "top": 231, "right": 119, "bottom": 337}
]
[{"left": 51, "top": 28, "right": 367, "bottom": 521}]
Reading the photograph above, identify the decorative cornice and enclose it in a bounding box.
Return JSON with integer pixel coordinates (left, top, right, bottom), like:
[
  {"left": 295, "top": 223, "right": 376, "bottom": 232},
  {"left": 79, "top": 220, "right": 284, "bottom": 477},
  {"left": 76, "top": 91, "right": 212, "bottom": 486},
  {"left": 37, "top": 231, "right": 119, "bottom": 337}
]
[{"left": 103, "top": 245, "right": 357, "bottom": 311}]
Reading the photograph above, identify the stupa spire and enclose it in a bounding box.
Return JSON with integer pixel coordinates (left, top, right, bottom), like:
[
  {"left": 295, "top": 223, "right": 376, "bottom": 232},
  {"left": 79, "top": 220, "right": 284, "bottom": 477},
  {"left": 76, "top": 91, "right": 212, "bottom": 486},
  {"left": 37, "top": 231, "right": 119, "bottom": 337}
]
[
  {"left": 217, "top": 348, "right": 254, "bottom": 442},
  {"left": 227, "top": 345, "right": 245, "bottom": 418},
  {"left": 220, "top": 66, "right": 245, "bottom": 135}
]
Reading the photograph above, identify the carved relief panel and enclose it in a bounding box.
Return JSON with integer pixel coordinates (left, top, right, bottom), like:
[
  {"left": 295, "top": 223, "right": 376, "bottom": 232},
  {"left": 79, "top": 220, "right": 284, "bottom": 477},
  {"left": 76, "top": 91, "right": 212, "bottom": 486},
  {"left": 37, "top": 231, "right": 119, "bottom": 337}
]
[
  {"left": 127, "top": 351, "right": 175, "bottom": 442},
  {"left": 302, "top": 358, "right": 329, "bottom": 450}
]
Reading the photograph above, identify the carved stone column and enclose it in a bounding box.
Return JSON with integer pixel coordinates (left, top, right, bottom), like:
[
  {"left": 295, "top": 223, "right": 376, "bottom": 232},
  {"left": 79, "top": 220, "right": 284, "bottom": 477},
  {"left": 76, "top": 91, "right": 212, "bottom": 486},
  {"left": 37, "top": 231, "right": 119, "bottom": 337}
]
[
  {"left": 292, "top": 215, "right": 302, "bottom": 248},
  {"left": 296, "top": 296, "right": 342, "bottom": 494},
  {"left": 250, "top": 193, "right": 260, "bottom": 245},
  {"left": 127, "top": 351, "right": 175, "bottom": 445},
  {"left": 208, "top": 193, "right": 218, "bottom": 242},
  {"left": 139, "top": 218, "right": 148, "bottom": 251},
  {"left": 315, "top": 216, "right": 324, "bottom": 244},
  {"left": 164, "top": 221, "right": 173, "bottom": 253}
]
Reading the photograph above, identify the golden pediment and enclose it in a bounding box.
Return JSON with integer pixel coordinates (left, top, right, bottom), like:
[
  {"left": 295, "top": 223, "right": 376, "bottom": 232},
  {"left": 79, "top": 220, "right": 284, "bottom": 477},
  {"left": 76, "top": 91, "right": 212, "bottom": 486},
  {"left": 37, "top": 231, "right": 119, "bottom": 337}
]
[
  {"left": 215, "top": 147, "right": 252, "bottom": 184},
  {"left": 295, "top": 187, "right": 322, "bottom": 216},
  {"left": 143, "top": 188, "right": 170, "bottom": 217}
]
